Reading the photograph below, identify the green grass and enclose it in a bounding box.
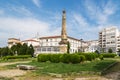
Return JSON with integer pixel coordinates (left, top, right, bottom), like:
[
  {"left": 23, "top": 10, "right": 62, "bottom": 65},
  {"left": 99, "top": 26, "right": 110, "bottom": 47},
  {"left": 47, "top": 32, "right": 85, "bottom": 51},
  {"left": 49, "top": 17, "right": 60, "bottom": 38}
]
[
  {"left": 5, "top": 59, "right": 116, "bottom": 75},
  {"left": 0, "top": 57, "right": 35, "bottom": 63},
  {"left": 31, "top": 60, "right": 115, "bottom": 73},
  {"left": 0, "top": 77, "right": 13, "bottom": 80},
  {"left": 2, "top": 58, "right": 116, "bottom": 78}
]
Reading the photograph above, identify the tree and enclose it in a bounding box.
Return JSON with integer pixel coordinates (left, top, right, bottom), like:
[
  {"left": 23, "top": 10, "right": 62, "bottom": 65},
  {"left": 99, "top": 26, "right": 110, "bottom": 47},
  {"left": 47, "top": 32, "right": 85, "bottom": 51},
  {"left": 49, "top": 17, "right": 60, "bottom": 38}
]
[
  {"left": 11, "top": 45, "right": 17, "bottom": 55},
  {"left": 8, "top": 48, "right": 13, "bottom": 56},
  {"left": 0, "top": 47, "right": 1, "bottom": 52},
  {"left": 22, "top": 43, "right": 28, "bottom": 55},
  {"left": 29, "top": 44, "right": 34, "bottom": 57},
  {"left": 118, "top": 48, "right": 120, "bottom": 52},
  {"left": 26, "top": 44, "right": 34, "bottom": 57},
  {"left": 16, "top": 43, "right": 22, "bottom": 55},
  {"left": 118, "top": 48, "right": 120, "bottom": 56},
  {"left": 18, "top": 43, "right": 28, "bottom": 55},
  {"left": 108, "top": 48, "right": 113, "bottom": 53},
  {"left": 67, "top": 41, "right": 70, "bottom": 54},
  {"left": 95, "top": 50, "right": 99, "bottom": 54},
  {"left": 0, "top": 47, "right": 9, "bottom": 57}
]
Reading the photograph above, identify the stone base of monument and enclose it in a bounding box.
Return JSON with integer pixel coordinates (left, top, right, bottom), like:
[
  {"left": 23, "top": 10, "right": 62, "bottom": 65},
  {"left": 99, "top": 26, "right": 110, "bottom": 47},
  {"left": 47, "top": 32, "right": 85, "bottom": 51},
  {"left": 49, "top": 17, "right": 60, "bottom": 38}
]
[{"left": 17, "top": 65, "right": 36, "bottom": 70}]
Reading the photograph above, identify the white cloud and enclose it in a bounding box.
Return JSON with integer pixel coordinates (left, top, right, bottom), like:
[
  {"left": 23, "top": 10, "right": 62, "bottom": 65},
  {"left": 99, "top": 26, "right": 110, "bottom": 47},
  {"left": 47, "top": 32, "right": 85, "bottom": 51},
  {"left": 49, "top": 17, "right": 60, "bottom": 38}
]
[
  {"left": 11, "top": 6, "right": 32, "bottom": 16},
  {"left": 103, "top": 1, "right": 117, "bottom": 15},
  {"left": 0, "top": 17, "right": 60, "bottom": 47},
  {"left": 73, "top": 13, "right": 88, "bottom": 27},
  {"left": 84, "top": 0, "right": 117, "bottom": 25},
  {"left": 32, "top": 0, "right": 41, "bottom": 8},
  {"left": 69, "top": 13, "right": 100, "bottom": 40}
]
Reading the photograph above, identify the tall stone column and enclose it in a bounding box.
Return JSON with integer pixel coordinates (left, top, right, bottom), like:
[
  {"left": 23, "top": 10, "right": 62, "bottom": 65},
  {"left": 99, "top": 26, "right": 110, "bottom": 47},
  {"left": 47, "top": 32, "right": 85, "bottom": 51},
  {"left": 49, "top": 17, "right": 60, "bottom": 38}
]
[{"left": 59, "top": 10, "right": 68, "bottom": 53}]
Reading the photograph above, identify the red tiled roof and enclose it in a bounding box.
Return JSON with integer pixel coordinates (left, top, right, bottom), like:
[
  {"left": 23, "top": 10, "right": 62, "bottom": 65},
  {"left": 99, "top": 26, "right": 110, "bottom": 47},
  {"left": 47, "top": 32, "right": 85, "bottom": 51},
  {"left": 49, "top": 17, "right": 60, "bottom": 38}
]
[
  {"left": 39, "top": 36, "right": 61, "bottom": 39},
  {"left": 8, "top": 38, "right": 20, "bottom": 41},
  {"left": 22, "top": 39, "right": 39, "bottom": 42},
  {"left": 39, "top": 35, "right": 83, "bottom": 41}
]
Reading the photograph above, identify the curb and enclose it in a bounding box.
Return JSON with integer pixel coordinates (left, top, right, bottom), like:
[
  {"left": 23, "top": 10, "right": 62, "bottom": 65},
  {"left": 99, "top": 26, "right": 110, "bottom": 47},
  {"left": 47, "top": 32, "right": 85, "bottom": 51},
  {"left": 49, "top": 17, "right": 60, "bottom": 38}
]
[{"left": 101, "top": 62, "right": 118, "bottom": 75}]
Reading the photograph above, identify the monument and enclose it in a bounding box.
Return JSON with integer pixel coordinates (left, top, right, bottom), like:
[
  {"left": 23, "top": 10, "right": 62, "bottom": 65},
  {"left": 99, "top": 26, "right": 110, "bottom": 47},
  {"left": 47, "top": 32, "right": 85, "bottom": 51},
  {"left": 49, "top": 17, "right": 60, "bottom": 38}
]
[{"left": 59, "top": 10, "right": 68, "bottom": 53}]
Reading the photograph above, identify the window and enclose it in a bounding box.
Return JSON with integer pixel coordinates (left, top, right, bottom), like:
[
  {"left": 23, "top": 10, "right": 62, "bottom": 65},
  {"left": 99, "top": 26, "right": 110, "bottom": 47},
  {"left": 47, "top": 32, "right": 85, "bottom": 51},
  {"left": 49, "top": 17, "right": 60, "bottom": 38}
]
[
  {"left": 54, "top": 47, "right": 60, "bottom": 52},
  {"left": 37, "top": 48, "right": 41, "bottom": 51},
  {"left": 118, "top": 39, "right": 120, "bottom": 41},
  {"left": 47, "top": 48, "right": 51, "bottom": 51},
  {"left": 118, "top": 45, "right": 120, "bottom": 47},
  {"left": 42, "top": 48, "right": 46, "bottom": 51},
  {"left": 111, "top": 41, "right": 115, "bottom": 44},
  {"left": 106, "top": 42, "right": 110, "bottom": 44},
  {"left": 111, "top": 36, "right": 115, "bottom": 38}
]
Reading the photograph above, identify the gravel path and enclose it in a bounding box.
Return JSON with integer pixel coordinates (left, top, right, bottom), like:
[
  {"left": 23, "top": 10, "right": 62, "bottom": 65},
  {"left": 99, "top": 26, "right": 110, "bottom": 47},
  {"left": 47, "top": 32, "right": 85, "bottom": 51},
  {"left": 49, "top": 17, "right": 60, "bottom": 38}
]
[
  {"left": 0, "top": 61, "right": 30, "bottom": 67},
  {"left": 0, "top": 69, "right": 26, "bottom": 78},
  {"left": 0, "top": 61, "right": 30, "bottom": 78}
]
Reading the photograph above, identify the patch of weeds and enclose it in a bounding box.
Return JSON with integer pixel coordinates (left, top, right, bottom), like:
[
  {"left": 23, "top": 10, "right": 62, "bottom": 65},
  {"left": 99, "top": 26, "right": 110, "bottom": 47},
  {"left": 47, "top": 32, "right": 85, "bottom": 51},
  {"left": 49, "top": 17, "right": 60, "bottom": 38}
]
[{"left": 0, "top": 77, "right": 13, "bottom": 80}]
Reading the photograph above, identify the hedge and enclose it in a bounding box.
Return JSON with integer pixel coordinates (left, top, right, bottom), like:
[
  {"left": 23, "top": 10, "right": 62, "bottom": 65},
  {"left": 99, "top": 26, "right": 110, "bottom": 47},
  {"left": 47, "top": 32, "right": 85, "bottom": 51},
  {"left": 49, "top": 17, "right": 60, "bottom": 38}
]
[
  {"left": 37, "top": 54, "right": 86, "bottom": 64},
  {"left": 4, "top": 55, "right": 31, "bottom": 60},
  {"left": 79, "top": 55, "right": 86, "bottom": 62},
  {"left": 101, "top": 53, "right": 117, "bottom": 58},
  {"left": 37, "top": 54, "right": 51, "bottom": 62},
  {"left": 70, "top": 54, "right": 80, "bottom": 64},
  {"left": 50, "top": 54, "right": 62, "bottom": 63},
  {"left": 77, "top": 53, "right": 99, "bottom": 61},
  {"left": 99, "top": 54, "right": 104, "bottom": 60},
  {"left": 60, "top": 54, "right": 71, "bottom": 63}
]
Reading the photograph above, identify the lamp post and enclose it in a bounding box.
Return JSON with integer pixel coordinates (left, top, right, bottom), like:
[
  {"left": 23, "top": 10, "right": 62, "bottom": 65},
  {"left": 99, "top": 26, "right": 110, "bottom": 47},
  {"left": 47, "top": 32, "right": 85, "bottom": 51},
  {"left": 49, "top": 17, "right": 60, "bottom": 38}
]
[{"left": 80, "top": 39, "right": 83, "bottom": 52}]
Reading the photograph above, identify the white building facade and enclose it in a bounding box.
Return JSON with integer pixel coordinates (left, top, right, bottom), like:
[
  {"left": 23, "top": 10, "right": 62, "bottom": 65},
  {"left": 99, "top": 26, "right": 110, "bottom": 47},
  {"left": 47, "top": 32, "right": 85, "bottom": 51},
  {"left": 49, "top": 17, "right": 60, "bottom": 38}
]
[
  {"left": 35, "top": 36, "right": 88, "bottom": 54},
  {"left": 99, "top": 27, "right": 120, "bottom": 53},
  {"left": 87, "top": 40, "right": 99, "bottom": 52},
  {"left": 8, "top": 38, "right": 21, "bottom": 48},
  {"left": 22, "top": 39, "right": 40, "bottom": 47},
  {"left": 7, "top": 36, "right": 98, "bottom": 54}
]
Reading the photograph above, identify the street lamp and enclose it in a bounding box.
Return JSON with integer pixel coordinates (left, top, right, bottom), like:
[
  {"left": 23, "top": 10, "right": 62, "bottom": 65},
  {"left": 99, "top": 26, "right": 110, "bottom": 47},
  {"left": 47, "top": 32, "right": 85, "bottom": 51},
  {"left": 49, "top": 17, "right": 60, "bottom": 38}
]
[{"left": 80, "top": 39, "right": 83, "bottom": 52}]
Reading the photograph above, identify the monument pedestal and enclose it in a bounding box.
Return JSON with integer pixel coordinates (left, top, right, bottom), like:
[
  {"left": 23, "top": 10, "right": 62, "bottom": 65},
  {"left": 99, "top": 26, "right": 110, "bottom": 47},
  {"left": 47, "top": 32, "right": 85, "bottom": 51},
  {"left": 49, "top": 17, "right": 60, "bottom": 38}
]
[{"left": 59, "top": 44, "right": 67, "bottom": 53}]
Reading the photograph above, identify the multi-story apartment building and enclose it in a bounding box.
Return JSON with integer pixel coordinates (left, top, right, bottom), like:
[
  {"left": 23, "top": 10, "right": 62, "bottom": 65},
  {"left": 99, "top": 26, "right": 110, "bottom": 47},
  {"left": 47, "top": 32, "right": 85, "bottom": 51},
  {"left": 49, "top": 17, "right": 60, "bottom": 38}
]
[{"left": 99, "top": 27, "right": 120, "bottom": 53}]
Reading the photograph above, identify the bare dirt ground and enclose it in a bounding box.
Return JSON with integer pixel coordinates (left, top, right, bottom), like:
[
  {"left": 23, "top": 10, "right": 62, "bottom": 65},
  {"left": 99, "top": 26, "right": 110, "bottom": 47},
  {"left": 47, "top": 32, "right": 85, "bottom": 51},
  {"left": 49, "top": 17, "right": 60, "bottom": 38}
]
[
  {"left": 0, "top": 69, "right": 26, "bottom": 78},
  {"left": 15, "top": 77, "right": 110, "bottom": 80},
  {"left": 0, "top": 61, "right": 29, "bottom": 78}
]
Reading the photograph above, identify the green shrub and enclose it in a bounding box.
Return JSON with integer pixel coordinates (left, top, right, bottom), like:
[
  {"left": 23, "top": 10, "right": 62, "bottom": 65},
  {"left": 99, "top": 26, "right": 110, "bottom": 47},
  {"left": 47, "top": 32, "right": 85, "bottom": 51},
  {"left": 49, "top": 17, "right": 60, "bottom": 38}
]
[
  {"left": 60, "top": 54, "right": 71, "bottom": 63},
  {"left": 50, "top": 54, "right": 62, "bottom": 63},
  {"left": 79, "top": 55, "right": 86, "bottom": 62},
  {"left": 101, "top": 53, "right": 117, "bottom": 58},
  {"left": 85, "top": 54, "right": 93, "bottom": 61},
  {"left": 77, "top": 52, "right": 99, "bottom": 61},
  {"left": 99, "top": 54, "right": 104, "bottom": 60},
  {"left": 70, "top": 54, "right": 80, "bottom": 64},
  {"left": 4, "top": 55, "right": 31, "bottom": 60},
  {"left": 37, "top": 54, "right": 51, "bottom": 62},
  {"left": 37, "top": 53, "right": 98, "bottom": 64}
]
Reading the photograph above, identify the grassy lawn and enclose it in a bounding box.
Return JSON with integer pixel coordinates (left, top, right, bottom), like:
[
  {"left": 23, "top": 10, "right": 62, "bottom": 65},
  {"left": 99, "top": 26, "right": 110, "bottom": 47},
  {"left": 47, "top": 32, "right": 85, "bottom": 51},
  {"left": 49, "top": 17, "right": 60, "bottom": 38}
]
[
  {"left": 0, "top": 58, "right": 35, "bottom": 63},
  {"left": 5, "top": 59, "right": 116, "bottom": 76}
]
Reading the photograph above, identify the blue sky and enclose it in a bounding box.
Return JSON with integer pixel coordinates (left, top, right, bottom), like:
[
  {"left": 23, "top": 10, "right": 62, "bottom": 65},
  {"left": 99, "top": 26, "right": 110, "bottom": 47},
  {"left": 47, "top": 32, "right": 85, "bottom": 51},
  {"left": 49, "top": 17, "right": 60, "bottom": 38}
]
[{"left": 0, "top": 0, "right": 120, "bottom": 47}]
